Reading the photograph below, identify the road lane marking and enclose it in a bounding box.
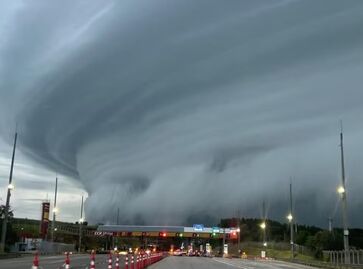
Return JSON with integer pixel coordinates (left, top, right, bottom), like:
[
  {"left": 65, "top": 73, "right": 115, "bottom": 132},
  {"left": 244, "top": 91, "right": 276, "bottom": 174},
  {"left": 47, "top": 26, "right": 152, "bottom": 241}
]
[
  {"left": 212, "top": 258, "right": 255, "bottom": 269},
  {"left": 269, "top": 260, "right": 318, "bottom": 269}
]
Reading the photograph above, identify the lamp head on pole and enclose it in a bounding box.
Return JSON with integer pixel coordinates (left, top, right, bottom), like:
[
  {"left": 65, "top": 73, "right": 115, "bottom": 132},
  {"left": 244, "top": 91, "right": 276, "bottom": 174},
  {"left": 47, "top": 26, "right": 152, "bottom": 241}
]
[{"left": 337, "top": 186, "right": 345, "bottom": 194}]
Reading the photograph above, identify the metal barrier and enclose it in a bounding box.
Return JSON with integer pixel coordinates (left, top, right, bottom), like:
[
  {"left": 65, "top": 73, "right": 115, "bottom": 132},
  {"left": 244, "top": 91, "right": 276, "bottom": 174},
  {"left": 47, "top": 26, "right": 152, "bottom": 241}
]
[
  {"left": 29, "top": 250, "right": 164, "bottom": 269},
  {"left": 124, "top": 252, "right": 163, "bottom": 269},
  {"left": 325, "top": 250, "right": 363, "bottom": 266}
]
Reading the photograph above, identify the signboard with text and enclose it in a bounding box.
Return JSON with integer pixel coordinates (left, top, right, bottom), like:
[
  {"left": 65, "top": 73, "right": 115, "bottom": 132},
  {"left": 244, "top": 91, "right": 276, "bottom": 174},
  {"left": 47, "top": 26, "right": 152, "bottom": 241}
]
[
  {"left": 40, "top": 202, "right": 50, "bottom": 239},
  {"left": 193, "top": 224, "right": 204, "bottom": 232}
]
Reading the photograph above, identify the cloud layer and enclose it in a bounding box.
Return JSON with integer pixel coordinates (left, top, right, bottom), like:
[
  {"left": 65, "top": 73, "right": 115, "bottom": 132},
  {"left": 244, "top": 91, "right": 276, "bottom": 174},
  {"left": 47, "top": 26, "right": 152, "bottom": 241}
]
[{"left": 1, "top": 0, "right": 363, "bottom": 227}]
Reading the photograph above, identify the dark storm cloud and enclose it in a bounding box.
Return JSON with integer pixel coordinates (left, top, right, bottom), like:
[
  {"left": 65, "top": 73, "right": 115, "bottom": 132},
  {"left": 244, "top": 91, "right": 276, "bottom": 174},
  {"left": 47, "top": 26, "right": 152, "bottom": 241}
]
[
  {"left": 1, "top": 0, "right": 363, "bottom": 227},
  {"left": 210, "top": 145, "right": 273, "bottom": 173}
]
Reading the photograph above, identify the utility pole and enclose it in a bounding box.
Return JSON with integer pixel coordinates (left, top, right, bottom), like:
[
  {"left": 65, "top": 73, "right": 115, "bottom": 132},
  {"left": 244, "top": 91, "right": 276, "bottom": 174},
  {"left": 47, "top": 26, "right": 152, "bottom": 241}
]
[
  {"left": 78, "top": 195, "right": 84, "bottom": 252},
  {"left": 51, "top": 176, "right": 58, "bottom": 242},
  {"left": 0, "top": 132, "right": 17, "bottom": 253},
  {"left": 339, "top": 123, "right": 350, "bottom": 263}
]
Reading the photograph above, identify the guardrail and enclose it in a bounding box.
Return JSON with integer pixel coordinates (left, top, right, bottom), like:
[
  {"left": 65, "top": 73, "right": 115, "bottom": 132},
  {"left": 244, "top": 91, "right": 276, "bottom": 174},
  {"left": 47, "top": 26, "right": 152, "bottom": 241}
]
[
  {"left": 279, "top": 257, "right": 363, "bottom": 269},
  {"left": 324, "top": 250, "right": 363, "bottom": 267}
]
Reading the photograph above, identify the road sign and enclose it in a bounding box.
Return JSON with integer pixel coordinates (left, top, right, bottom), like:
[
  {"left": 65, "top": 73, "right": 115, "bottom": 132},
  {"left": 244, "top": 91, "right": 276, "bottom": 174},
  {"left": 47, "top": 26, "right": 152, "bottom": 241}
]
[
  {"left": 193, "top": 224, "right": 204, "bottom": 231},
  {"left": 261, "top": 250, "right": 266, "bottom": 258},
  {"left": 94, "top": 231, "right": 113, "bottom": 236},
  {"left": 206, "top": 243, "right": 211, "bottom": 254},
  {"left": 223, "top": 244, "right": 228, "bottom": 255}
]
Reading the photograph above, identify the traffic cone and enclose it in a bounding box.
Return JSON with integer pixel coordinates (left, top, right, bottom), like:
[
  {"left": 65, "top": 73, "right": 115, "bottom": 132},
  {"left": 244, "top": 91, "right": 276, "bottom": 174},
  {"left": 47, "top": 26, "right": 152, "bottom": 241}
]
[
  {"left": 32, "top": 252, "right": 39, "bottom": 269},
  {"left": 90, "top": 250, "right": 96, "bottom": 269},
  {"left": 124, "top": 255, "right": 129, "bottom": 269},
  {"left": 65, "top": 252, "right": 70, "bottom": 269},
  {"left": 115, "top": 252, "right": 120, "bottom": 269},
  {"left": 108, "top": 251, "right": 113, "bottom": 269},
  {"left": 131, "top": 255, "right": 134, "bottom": 269}
]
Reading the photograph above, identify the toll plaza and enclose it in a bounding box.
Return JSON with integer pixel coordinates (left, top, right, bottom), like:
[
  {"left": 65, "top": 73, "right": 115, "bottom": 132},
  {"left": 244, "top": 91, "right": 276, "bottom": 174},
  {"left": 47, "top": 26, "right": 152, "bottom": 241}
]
[
  {"left": 96, "top": 225, "right": 237, "bottom": 239},
  {"left": 96, "top": 225, "right": 239, "bottom": 254}
]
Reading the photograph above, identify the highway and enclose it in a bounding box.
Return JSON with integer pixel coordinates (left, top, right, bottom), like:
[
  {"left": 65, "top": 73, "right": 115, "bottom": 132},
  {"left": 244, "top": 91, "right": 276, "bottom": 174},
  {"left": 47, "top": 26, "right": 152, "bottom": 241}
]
[
  {"left": 149, "top": 256, "right": 319, "bottom": 269},
  {"left": 0, "top": 254, "right": 320, "bottom": 269},
  {"left": 0, "top": 254, "right": 111, "bottom": 269}
]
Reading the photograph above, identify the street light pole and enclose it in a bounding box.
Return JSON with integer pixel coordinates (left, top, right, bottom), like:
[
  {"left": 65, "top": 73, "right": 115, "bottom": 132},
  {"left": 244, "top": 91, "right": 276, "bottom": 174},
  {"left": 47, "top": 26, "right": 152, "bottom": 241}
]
[
  {"left": 51, "top": 177, "right": 58, "bottom": 242},
  {"left": 289, "top": 181, "right": 294, "bottom": 260},
  {"left": 339, "top": 124, "right": 350, "bottom": 263},
  {"left": 237, "top": 209, "right": 241, "bottom": 254},
  {"left": 262, "top": 201, "right": 266, "bottom": 246},
  {"left": 0, "top": 132, "right": 17, "bottom": 253},
  {"left": 222, "top": 228, "right": 226, "bottom": 257},
  {"left": 260, "top": 201, "right": 267, "bottom": 249},
  {"left": 78, "top": 195, "right": 84, "bottom": 253},
  {"left": 117, "top": 207, "right": 120, "bottom": 225}
]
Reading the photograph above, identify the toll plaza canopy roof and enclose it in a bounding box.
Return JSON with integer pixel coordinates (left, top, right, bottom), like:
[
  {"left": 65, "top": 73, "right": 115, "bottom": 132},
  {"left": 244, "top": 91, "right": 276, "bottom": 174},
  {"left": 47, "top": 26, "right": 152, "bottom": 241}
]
[{"left": 97, "top": 225, "right": 234, "bottom": 234}]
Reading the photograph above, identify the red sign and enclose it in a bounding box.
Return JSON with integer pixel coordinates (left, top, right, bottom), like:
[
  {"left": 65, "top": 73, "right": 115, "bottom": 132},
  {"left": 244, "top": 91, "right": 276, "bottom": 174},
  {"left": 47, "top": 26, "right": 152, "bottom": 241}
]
[{"left": 40, "top": 202, "right": 50, "bottom": 239}]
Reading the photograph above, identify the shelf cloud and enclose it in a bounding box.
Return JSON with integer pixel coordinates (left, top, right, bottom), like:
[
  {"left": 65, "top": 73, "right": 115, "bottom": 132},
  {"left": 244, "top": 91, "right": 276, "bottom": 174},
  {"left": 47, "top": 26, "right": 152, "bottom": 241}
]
[{"left": 1, "top": 0, "right": 363, "bottom": 227}]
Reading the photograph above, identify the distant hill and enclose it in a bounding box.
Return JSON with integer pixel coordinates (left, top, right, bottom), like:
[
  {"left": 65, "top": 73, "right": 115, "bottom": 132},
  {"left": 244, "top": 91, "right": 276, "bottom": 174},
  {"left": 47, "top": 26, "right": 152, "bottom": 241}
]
[{"left": 220, "top": 217, "right": 363, "bottom": 250}]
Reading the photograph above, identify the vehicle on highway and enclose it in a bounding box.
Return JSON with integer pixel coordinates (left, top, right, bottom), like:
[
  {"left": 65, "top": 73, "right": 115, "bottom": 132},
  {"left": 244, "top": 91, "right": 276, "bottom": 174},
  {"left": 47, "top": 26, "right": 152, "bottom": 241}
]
[{"left": 172, "top": 249, "right": 183, "bottom": 256}]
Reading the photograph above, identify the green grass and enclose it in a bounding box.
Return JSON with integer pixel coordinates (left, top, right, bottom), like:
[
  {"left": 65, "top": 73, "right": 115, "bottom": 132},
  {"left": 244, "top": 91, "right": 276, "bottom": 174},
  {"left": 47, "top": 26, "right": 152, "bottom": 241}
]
[{"left": 229, "top": 245, "right": 316, "bottom": 261}]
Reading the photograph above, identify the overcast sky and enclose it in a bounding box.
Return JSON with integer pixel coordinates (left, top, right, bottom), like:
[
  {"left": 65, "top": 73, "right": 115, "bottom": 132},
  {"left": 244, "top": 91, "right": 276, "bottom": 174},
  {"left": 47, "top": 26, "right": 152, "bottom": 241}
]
[{"left": 1, "top": 0, "right": 363, "bottom": 228}]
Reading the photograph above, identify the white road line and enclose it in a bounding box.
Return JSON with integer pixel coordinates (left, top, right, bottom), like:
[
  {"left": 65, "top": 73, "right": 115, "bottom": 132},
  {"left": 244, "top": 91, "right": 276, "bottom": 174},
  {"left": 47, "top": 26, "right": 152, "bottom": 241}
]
[
  {"left": 271, "top": 260, "right": 318, "bottom": 269},
  {"left": 212, "top": 258, "right": 255, "bottom": 269}
]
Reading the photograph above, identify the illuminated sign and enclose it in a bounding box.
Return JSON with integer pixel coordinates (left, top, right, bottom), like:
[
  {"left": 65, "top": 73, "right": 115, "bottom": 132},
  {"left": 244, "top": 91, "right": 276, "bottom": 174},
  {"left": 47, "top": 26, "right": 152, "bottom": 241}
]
[
  {"left": 193, "top": 224, "right": 204, "bottom": 231},
  {"left": 94, "top": 231, "right": 113, "bottom": 236},
  {"left": 40, "top": 202, "right": 50, "bottom": 239}
]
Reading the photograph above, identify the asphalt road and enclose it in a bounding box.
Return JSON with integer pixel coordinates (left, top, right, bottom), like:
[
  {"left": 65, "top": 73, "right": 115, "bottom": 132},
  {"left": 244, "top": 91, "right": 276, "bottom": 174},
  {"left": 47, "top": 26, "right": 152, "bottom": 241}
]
[
  {"left": 148, "top": 256, "right": 319, "bottom": 269},
  {"left": 0, "top": 255, "right": 320, "bottom": 269},
  {"left": 0, "top": 254, "right": 113, "bottom": 269}
]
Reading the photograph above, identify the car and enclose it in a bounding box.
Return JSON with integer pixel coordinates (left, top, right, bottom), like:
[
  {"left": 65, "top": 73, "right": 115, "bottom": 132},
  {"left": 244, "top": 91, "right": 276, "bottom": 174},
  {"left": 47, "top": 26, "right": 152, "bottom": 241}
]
[{"left": 173, "top": 249, "right": 183, "bottom": 256}]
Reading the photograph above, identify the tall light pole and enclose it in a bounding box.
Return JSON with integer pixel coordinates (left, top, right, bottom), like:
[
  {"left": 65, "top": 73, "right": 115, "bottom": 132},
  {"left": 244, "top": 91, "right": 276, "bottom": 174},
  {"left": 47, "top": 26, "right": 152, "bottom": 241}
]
[
  {"left": 339, "top": 123, "right": 349, "bottom": 263},
  {"left": 117, "top": 207, "right": 120, "bottom": 225},
  {"left": 237, "top": 209, "right": 241, "bottom": 254},
  {"left": 261, "top": 201, "right": 267, "bottom": 247},
  {"left": 0, "top": 132, "right": 17, "bottom": 253},
  {"left": 51, "top": 176, "right": 58, "bottom": 242},
  {"left": 222, "top": 228, "right": 226, "bottom": 257},
  {"left": 78, "top": 195, "right": 84, "bottom": 253},
  {"left": 287, "top": 181, "right": 294, "bottom": 260},
  {"left": 328, "top": 217, "right": 333, "bottom": 233}
]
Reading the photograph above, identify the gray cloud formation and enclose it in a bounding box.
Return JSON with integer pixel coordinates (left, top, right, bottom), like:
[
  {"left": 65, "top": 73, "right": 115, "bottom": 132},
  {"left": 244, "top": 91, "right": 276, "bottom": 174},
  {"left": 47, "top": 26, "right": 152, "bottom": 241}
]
[{"left": 1, "top": 0, "right": 363, "bottom": 227}]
